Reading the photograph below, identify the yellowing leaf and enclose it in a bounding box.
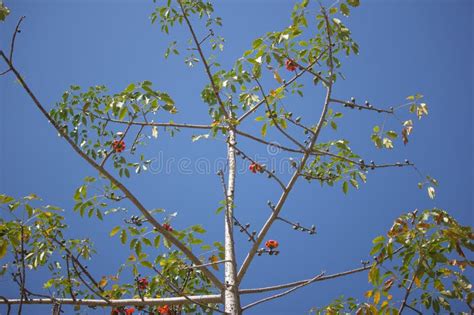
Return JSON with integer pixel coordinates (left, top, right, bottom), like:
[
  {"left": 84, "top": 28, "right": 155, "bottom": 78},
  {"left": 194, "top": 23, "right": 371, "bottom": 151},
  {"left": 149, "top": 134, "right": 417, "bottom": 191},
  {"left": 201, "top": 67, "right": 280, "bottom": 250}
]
[
  {"left": 373, "top": 290, "right": 381, "bottom": 304},
  {"left": 273, "top": 70, "right": 283, "bottom": 84},
  {"left": 209, "top": 255, "right": 219, "bottom": 271},
  {"left": 414, "top": 276, "right": 421, "bottom": 288},
  {"left": 110, "top": 226, "right": 121, "bottom": 237},
  {"left": 99, "top": 276, "right": 108, "bottom": 288},
  {"left": 0, "top": 240, "right": 7, "bottom": 259}
]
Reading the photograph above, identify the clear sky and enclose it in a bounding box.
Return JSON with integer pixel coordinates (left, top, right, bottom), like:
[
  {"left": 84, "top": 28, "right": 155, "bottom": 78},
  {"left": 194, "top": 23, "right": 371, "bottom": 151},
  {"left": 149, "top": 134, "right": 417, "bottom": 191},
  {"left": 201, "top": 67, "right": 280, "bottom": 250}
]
[{"left": 0, "top": 0, "right": 472, "bottom": 314}]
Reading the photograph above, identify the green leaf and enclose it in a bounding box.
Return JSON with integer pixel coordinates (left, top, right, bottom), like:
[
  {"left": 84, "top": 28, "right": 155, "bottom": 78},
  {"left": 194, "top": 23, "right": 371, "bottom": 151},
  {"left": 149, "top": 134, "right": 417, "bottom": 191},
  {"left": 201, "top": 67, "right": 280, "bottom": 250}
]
[
  {"left": 0, "top": 240, "right": 7, "bottom": 259},
  {"left": 386, "top": 130, "right": 398, "bottom": 139},
  {"left": 192, "top": 225, "right": 206, "bottom": 234},
  {"left": 347, "top": 0, "right": 360, "bottom": 7},
  {"left": 372, "top": 235, "right": 385, "bottom": 244},
  {"left": 142, "top": 237, "right": 152, "bottom": 247},
  {"left": 0, "top": 3, "right": 10, "bottom": 22},
  {"left": 141, "top": 261, "right": 153, "bottom": 269},
  {"left": 252, "top": 38, "right": 263, "bottom": 49},
  {"left": 120, "top": 229, "right": 127, "bottom": 244},
  {"left": 118, "top": 106, "right": 128, "bottom": 121},
  {"left": 0, "top": 194, "right": 14, "bottom": 204},
  {"left": 370, "top": 242, "right": 383, "bottom": 255},
  {"left": 342, "top": 181, "right": 348, "bottom": 194},
  {"left": 340, "top": 3, "right": 350, "bottom": 16},
  {"left": 23, "top": 194, "right": 40, "bottom": 200},
  {"left": 110, "top": 226, "right": 121, "bottom": 237},
  {"left": 368, "top": 264, "right": 379, "bottom": 285},
  {"left": 261, "top": 123, "right": 267, "bottom": 137},
  {"left": 124, "top": 83, "right": 136, "bottom": 93},
  {"left": 153, "top": 235, "right": 161, "bottom": 248},
  {"left": 350, "top": 179, "right": 359, "bottom": 189}
]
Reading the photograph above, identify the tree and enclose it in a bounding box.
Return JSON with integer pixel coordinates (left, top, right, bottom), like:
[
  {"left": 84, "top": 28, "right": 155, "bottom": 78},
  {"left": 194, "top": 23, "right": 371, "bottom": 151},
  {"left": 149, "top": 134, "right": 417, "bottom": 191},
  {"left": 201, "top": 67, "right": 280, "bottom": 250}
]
[{"left": 0, "top": 0, "right": 472, "bottom": 314}]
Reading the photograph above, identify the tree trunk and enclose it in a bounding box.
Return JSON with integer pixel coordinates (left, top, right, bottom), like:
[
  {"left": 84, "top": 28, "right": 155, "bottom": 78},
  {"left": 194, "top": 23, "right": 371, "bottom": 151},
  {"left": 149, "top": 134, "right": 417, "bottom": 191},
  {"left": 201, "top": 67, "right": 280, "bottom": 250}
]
[{"left": 224, "top": 130, "right": 241, "bottom": 314}]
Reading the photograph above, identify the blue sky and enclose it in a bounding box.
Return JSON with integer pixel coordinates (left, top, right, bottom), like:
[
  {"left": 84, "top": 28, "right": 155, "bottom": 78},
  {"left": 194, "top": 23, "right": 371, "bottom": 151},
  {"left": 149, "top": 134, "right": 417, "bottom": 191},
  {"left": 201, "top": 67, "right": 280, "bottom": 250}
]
[{"left": 0, "top": 0, "right": 472, "bottom": 314}]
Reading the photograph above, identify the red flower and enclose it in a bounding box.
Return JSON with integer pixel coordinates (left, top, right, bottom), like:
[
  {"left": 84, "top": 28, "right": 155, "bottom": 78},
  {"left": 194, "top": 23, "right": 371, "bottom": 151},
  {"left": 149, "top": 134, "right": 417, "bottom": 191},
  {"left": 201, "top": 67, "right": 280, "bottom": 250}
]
[
  {"left": 111, "top": 309, "right": 120, "bottom": 315},
  {"left": 158, "top": 305, "right": 170, "bottom": 315},
  {"left": 163, "top": 223, "right": 173, "bottom": 232},
  {"left": 265, "top": 239, "right": 279, "bottom": 249},
  {"left": 137, "top": 277, "right": 148, "bottom": 290},
  {"left": 112, "top": 139, "right": 126, "bottom": 153},
  {"left": 285, "top": 59, "right": 297, "bottom": 72},
  {"left": 125, "top": 308, "right": 135, "bottom": 315},
  {"left": 249, "top": 162, "right": 263, "bottom": 174}
]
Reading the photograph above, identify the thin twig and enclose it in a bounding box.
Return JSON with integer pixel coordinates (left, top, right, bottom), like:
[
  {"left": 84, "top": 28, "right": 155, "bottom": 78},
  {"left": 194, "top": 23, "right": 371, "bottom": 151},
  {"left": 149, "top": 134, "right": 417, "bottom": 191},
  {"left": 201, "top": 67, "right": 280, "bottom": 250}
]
[
  {"left": 253, "top": 75, "right": 306, "bottom": 151},
  {"left": 9, "top": 16, "right": 26, "bottom": 64},
  {"left": 276, "top": 217, "right": 316, "bottom": 235},
  {"left": 70, "top": 259, "right": 110, "bottom": 304},
  {"left": 241, "top": 272, "right": 325, "bottom": 310},
  {"left": 18, "top": 225, "right": 26, "bottom": 315},
  {"left": 405, "top": 304, "right": 422, "bottom": 315},
  {"left": 0, "top": 296, "right": 11, "bottom": 315},
  {"left": 231, "top": 144, "right": 286, "bottom": 190},
  {"left": 398, "top": 264, "right": 420, "bottom": 314},
  {"left": 240, "top": 247, "right": 404, "bottom": 295},
  {"left": 237, "top": 48, "right": 328, "bottom": 123},
  {"left": 65, "top": 256, "right": 77, "bottom": 301},
  {"left": 330, "top": 98, "right": 393, "bottom": 114},
  {"left": 177, "top": 0, "right": 230, "bottom": 120},
  {"left": 183, "top": 260, "right": 231, "bottom": 271}
]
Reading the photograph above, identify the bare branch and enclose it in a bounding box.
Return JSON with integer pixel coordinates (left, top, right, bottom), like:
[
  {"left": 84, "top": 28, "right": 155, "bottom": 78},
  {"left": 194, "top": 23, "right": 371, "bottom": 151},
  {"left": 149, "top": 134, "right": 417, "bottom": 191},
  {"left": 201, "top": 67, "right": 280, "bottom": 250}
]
[
  {"left": 91, "top": 114, "right": 214, "bottom": 131},
  {"left": 9, "top": 16, "right": 25, "bottom": 64},
  {"left": 0, "top": 295, "right": 222, "bottom": 307},
  {"left": 65, "top": 256, "right": 77, "bottom": 302},
  {"left": 240, "top": 247, "right": 404, "bottom": 295},
  {"left": 241, "top": 272, "right": 325, "bottom": 311},
  {"left": 183, "top": 260, "right": 231, "bottom": 271},
  {"left": 330, "top": 98, "right": 394, "bottom": 114},
  {"left": 0, "top": 296, "right": 11, "bottom": 314},
  {"left": 398, "top": 263, "right": 421, "bottom": 314},
  {"left": 276, "top": 217, "right": 316, "bottom": 235},
  {"left": 18, "top": 225, "right": 26, "bottom": 315},
  {"left": 232, "top": 144, "right": 286, "bottom": 190},
  {"left": 177, "top": 0, "right": 230, "bottom": 120}
]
